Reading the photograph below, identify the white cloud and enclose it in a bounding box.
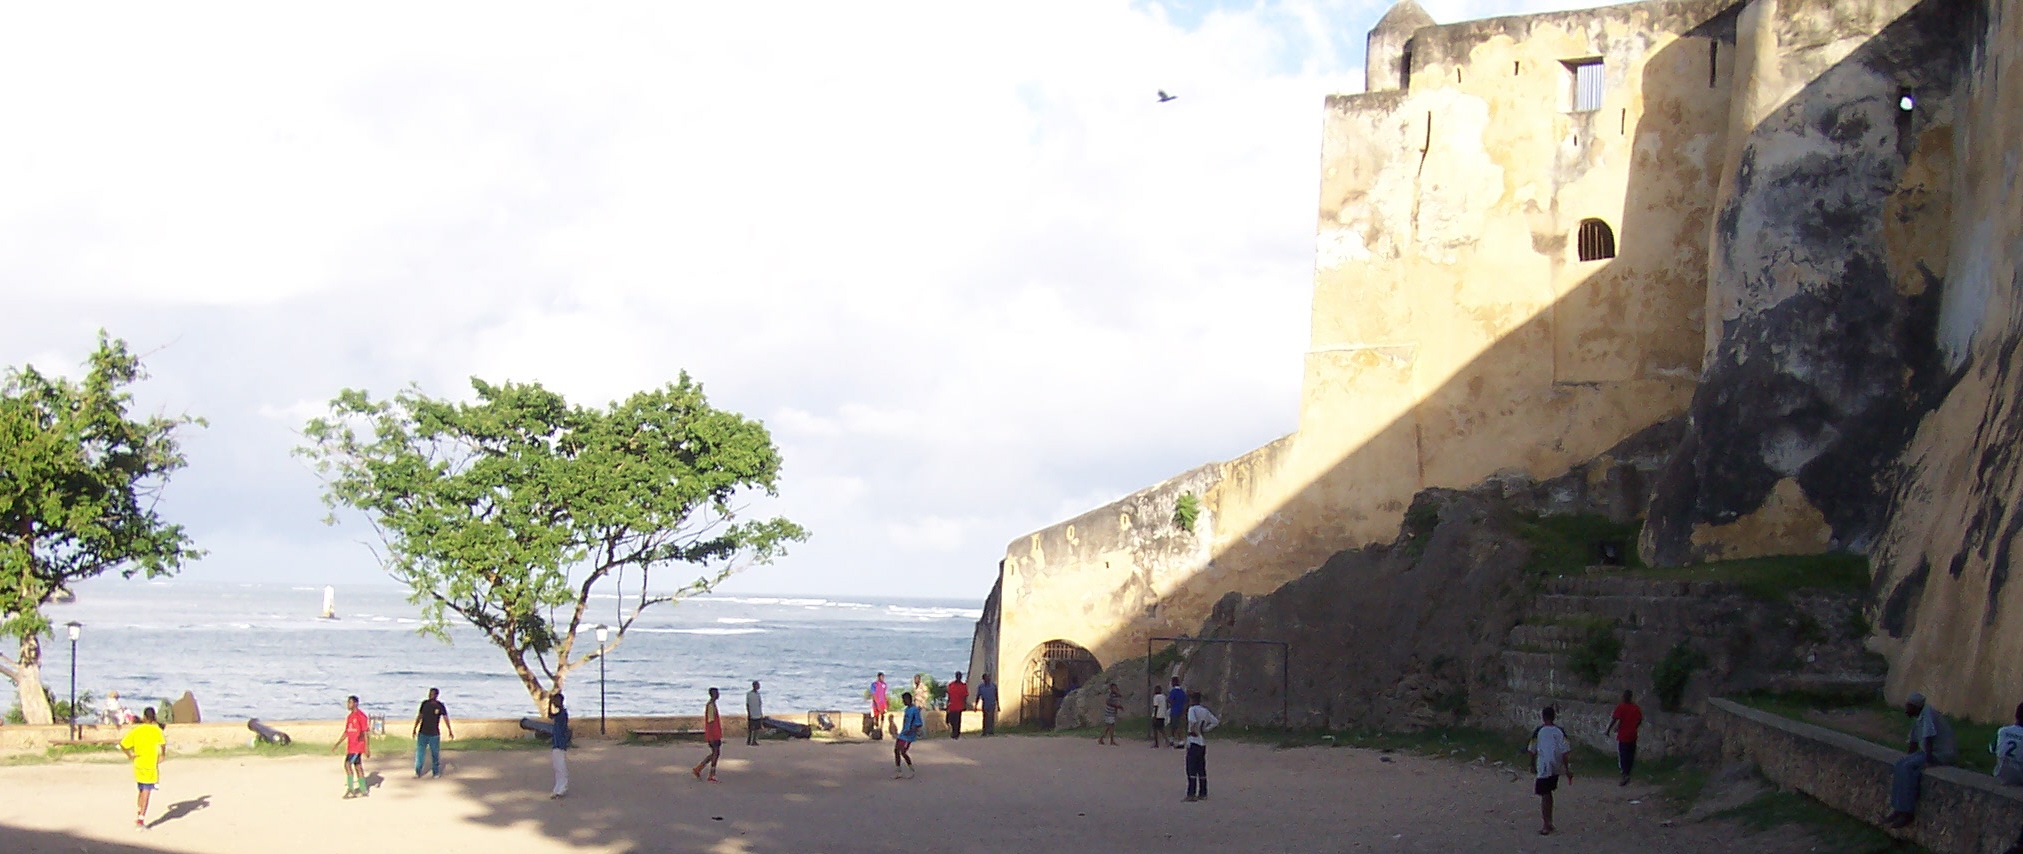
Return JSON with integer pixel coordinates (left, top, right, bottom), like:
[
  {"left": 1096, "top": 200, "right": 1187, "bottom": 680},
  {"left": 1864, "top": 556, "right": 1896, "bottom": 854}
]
[{"left": 0, "top": 0, "right": 1604, "bottom": 599}]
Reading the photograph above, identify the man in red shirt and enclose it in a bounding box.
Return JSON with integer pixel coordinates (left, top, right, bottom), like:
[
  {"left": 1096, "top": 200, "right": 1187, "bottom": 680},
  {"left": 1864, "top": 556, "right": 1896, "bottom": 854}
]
[
  {"left": 331, "top": 695, "right": 372, "bottom": 798},
  {"left": 945, "top": 672, "right": 969, "bottom": 740},
  {"left": 1607, "top": 690, "right": 1644, "bottom": 786}
]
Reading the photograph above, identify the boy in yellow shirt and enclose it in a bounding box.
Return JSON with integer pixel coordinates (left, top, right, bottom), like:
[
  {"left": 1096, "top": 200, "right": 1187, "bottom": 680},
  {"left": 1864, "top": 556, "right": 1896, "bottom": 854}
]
[{"left": 118, "top": 707, "right": 167, "bottom": 830}]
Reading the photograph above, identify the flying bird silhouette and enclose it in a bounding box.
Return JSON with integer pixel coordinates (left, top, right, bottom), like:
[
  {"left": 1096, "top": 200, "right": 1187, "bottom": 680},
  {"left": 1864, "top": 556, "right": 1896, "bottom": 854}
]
[{"left": 1157, "top": 90, "right": 1177, "bottom": 103}]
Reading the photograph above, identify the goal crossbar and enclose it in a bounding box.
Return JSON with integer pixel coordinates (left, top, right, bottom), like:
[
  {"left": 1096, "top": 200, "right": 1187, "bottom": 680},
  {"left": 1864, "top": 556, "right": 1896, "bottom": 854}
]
[{"left": 1145, "top": 635, "right": 1290, "bottom": 737}]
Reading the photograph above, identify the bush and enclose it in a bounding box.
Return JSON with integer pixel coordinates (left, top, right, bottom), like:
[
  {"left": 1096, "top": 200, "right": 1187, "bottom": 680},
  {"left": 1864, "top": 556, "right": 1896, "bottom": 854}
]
[
  {"left": 1172, "top": 493, "right": 1201, "bottom": 533},
  {"left": 1567, "top": 623, "right": 1622, "bottom": 686},
  {"left": 1653, "top": 642, "right": 1708, "bottom": 712},
  {"left": 6, "top": 688, "right": 97, "bottom": 725}
]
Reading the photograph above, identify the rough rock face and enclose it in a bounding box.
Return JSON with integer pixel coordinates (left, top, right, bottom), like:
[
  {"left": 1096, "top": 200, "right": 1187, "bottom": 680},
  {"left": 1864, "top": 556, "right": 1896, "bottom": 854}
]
[
  {"left": 1642, "top": 0, "right": 1982, "bottom": 566},
  {"left": 1866, "top": 0, "right": 2023, "bottom": 720}
]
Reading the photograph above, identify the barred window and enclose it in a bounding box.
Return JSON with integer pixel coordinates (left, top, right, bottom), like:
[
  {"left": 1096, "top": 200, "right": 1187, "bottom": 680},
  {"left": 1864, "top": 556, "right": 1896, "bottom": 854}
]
[
  {"left": 1570, "top": 60, "right": 1604, "bottom": 112},
  {"left": 1577, "top": 219, "right": 1616, "bottom": 261}
]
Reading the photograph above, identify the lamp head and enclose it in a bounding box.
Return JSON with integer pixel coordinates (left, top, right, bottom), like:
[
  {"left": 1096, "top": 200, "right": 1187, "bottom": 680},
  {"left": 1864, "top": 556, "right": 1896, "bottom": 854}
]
[
  {"left": 595, "top": 624, "right": 609, "bottom": 644},
  {"left": 65, "top": 621, "right": 81, "bottom": 641}
]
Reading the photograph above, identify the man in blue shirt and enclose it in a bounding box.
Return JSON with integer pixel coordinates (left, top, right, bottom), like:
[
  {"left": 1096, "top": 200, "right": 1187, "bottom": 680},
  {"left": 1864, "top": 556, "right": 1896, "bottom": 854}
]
[
  {"left": 1166, "top": 679, "right": 1189, "bottom": 751},
  {"left": 548, "top": 693, "right": 572, "bottom": 799},
  {"left": 977, "top": 674, "right": 999, "bottom": 736}
]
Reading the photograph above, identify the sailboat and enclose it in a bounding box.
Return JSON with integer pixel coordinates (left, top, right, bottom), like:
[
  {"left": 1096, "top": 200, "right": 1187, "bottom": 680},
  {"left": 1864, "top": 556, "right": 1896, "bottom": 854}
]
[{"left": 320, "top": 586, "right": 338, "bottom": 620}]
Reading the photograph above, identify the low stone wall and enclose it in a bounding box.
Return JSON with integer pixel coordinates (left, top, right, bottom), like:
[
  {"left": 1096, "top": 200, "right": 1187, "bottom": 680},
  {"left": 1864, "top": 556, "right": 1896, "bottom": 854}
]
[
  {"left": 0, "top": 709, "right": 982, "bottom": 755},
  {"left": 1708, "top": 698, "right": 2023, "bottom": 854}
]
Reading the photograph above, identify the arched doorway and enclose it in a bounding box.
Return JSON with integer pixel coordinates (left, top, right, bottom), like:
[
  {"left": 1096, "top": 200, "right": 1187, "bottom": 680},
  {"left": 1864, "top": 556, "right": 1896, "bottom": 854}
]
[{"left": 1020, "top": 640, "right": 1101, "bottom": 729}]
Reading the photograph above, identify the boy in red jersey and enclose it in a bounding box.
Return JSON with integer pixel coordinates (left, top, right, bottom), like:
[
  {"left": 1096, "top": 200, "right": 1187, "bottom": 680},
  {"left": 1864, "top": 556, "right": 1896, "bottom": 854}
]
[
  {"left": 1606, "top": 690, "right": 1644, "bottom": 786},
  {"left": 332, "top": 696, "right": 371, "bottom": 798},
  {"left": 692, "top": 687, "right": 723, "bottom": 782}
]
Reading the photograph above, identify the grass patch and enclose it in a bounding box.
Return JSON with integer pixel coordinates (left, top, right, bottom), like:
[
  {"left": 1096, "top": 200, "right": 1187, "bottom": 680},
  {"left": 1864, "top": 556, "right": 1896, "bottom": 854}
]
[
  {"left": 1511, "top": 513, "right": 1642, "bottom": 576},
  {"left": 1597, "top": 553, "right": 1870, "bottom": 601},
  {"left": 1714, "top": 789, "right": 1924, "bottom": 853}
]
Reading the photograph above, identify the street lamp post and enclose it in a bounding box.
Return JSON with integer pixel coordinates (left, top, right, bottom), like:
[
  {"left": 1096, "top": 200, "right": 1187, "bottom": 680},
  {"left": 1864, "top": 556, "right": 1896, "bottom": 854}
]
[
  {"left": 594, "top": 625, "right": 609, "bottom": 736},
  {"left": 64, "top": 622, "right": 81, "bottom": 741}
]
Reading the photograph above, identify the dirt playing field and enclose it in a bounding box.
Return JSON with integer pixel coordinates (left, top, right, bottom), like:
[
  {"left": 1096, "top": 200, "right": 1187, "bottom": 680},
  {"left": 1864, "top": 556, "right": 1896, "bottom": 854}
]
[{"left": 0, "top": 735, "right": 1821, "bottom": 853}]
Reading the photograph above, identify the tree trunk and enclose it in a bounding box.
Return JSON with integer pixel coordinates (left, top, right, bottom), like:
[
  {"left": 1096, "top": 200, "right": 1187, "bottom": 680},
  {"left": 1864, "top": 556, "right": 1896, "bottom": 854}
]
[
  {"left": 504, "top": 646, "right": 556, "bottom": 715},
  {"left": 14, "top": 635, "right": 53, "bottom": 726}
]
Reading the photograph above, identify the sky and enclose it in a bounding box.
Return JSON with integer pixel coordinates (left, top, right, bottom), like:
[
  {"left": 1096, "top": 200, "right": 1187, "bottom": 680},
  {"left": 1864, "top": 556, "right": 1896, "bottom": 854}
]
[{"left": 0, "top": 0, "right": 1600, "bottom": 601}]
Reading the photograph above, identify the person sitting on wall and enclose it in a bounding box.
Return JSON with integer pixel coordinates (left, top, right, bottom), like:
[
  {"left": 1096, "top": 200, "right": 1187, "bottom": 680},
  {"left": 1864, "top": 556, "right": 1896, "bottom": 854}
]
[
  {"left": 1883, "top": 691, "right": 1958, "bottom": 829},
  {"left": 1994, "top": 702, "right": 2023, "bottom": 786}
]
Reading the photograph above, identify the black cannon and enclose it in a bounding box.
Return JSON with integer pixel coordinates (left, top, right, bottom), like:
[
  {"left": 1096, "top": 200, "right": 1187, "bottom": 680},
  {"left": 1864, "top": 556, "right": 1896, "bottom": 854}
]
[{"left": 246, "top": 718, "right": 292, "bottom": 746}]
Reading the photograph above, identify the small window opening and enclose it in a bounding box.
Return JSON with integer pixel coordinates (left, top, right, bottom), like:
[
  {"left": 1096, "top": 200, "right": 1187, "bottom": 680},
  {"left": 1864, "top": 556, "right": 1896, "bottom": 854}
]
[
  {"left": 1400, "top": 47, "right": 1413, "bottom": 91},
  {"left": 1577, "top": 219, "right": 1616, "bottom": 261},
  {"left": 1567, "top": 59, "right": 1604, "bottom": 112},
  {"left": 1709, "top": 42, "right": 1719, "bottom": 88},
  {"left": 1514, "top": 61, "right": 1521, "bottom": 75}
]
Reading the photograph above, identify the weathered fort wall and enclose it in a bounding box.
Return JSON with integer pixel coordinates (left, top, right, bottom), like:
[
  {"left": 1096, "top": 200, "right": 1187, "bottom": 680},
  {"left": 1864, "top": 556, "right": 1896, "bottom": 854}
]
[
  {"left": 983, "top": 0, "right": 2023, "bottom": 725},
  {"left": 1869, "top": 0, "right": 2023, "bottom": 720},
  {"left": 989, "top": 0, "right": 1732, "bottom": 724}
]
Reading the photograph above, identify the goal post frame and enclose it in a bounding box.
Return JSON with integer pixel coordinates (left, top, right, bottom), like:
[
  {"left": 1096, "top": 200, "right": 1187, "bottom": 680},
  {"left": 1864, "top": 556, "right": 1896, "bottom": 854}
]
[{"left": 1146, "top": 635, "right": 1290, "bottom": 742}]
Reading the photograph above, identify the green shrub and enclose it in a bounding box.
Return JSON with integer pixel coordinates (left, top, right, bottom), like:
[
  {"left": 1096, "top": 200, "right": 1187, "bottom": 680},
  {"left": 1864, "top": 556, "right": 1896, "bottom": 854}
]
[
  {"left": 1567, "top": 623, "right": 1622, "bottom": 685},
  {"left": 1429, "top": 688, "right": 1470, "bottom": 717},
  {"left": 1653, "top": 641, "right": 1708, "bottom": 712},
  {"left": 1511, "top": 513, "right": 1643, "bottom": 576},
  {"left": 1172, "top": 493, "right": 1201, "bottom": 533}
]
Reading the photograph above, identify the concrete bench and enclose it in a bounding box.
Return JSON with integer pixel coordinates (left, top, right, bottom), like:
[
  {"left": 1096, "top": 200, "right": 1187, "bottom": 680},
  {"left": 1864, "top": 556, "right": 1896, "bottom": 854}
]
[{"left": 1709, "top": 697, "right": 2023, "bottom": 854}]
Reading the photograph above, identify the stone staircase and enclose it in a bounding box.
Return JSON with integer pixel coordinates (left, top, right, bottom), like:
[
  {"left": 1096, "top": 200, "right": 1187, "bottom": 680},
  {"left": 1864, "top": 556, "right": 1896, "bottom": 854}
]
[{"left": 1490, "top": 571, "right": 1885, "bottom": 759}]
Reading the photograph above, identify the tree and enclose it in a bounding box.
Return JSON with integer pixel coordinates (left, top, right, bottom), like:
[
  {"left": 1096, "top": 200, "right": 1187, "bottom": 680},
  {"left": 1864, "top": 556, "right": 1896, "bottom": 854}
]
[
  {"left": 299, "top": 375, "right": 807, "bottom": 711},
  {"left": 0, "top": 334, "right": 202, "bottom": 725}
]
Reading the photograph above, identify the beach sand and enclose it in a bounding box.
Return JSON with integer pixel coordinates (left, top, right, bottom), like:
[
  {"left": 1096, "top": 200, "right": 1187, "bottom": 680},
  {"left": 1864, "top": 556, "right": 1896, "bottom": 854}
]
[{"left": 0, "top": 735, "right": 1815, "bottom": 853}]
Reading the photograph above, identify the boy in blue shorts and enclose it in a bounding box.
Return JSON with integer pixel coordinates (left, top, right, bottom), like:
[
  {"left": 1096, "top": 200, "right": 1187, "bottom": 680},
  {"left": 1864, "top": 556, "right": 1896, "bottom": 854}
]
[
  {"left": 893, "top": 692, "right": 923, "bottom": 778},
  {"left": 119, "top": 707, "right": 167, "bottom": 829}
]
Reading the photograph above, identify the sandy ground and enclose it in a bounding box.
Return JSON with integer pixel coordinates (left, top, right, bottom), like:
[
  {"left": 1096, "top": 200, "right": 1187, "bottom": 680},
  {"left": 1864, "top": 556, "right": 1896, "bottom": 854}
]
[{"left": 0, "top": 735, "right": 1821, "bottom": 853}]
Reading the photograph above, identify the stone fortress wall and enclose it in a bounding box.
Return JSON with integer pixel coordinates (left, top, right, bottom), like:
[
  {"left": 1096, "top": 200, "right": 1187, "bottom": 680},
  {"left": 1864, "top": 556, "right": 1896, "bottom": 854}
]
[{"left": 975, "top": 0, "right": 2021, "bottom": 726}]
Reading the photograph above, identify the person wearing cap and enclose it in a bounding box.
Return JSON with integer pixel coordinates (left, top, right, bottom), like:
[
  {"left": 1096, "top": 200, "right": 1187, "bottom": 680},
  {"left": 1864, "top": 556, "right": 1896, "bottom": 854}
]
[{"left": 1884, "top": 691, "right": 1957, "bottom": 828}]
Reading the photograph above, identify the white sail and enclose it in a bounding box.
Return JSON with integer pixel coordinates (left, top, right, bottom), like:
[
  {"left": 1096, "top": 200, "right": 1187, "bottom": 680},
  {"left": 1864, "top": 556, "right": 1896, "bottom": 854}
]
[{"left": 321, "top": 586, "right": 336, "bottom": 620}]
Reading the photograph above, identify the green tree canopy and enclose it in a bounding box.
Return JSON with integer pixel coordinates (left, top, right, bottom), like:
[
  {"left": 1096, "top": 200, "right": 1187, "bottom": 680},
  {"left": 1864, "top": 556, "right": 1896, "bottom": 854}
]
[
  {"left": 0, "top": 333, "right": 202, "bottom": 724},
  {"left": 299, "top": 375, "right": 807, "bottom": 709}
]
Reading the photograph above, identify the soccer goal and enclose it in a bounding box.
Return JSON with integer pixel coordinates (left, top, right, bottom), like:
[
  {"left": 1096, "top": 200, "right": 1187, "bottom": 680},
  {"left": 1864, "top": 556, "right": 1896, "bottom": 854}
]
[{"left": 1145, "top": 635, "right": 1289, "bottom": 741}]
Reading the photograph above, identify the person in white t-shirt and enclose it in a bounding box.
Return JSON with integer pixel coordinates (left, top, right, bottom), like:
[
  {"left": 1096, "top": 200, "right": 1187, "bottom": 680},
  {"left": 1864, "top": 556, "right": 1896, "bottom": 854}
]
[
  {"left": 745, "top": 681, "right": 764, "bottom": 746},
  {"left": 1994, "top": 702, "right": 2023, "bottom": 786},
  {"left": 1183, "top": 692, "right": 1219, "bottom": 802},
  {"left": 1528, "top": 706, "right": 1573, "bottom": 836},
  {"left": 1151, "top": 688, "right": 1170, "bottom": 748}
]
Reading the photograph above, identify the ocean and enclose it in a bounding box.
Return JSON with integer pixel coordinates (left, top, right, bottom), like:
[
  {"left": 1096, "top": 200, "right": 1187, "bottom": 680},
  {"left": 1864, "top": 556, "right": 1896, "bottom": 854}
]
[{"left": 33, "top": 580, "right": 980, "bottom": 724}]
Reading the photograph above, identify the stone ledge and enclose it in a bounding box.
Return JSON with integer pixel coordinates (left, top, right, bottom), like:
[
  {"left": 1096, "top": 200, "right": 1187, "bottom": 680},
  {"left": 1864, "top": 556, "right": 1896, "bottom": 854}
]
[{"left": 1708, "top": 697, "right": 2023, "bottom": 854}]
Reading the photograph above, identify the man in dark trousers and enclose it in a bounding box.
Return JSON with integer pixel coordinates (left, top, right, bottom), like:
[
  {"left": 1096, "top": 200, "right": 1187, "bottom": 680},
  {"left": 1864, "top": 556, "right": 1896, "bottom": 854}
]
[
  {"left": 1166, "top": 678, "right": 1189, "bottom": 750},
  {"left": 1606, "top": 689, "right": 1642, "bottom": 786},
  {"left": 977, "top": 674, "right": 999, "bottom": 736},
  {"left": 412, "top": 687, "right": 454, "bottom": 778},
  {"left": 945, "top": 672, "right": 969, "bottom": 739},
  {"left": 745, "top": 681, "right": 764, "bottom": 746}
]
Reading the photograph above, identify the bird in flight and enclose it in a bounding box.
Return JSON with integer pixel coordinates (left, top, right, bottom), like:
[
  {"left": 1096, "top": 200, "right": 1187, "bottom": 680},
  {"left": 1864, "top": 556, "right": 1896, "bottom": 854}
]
[{"left": 1157, "top": 90, "right": 1177, "bottom": 103}]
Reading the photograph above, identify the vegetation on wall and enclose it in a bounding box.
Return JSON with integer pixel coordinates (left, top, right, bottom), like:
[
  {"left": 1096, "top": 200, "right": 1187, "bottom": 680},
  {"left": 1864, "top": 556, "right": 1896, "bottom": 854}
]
[
  {"left": 1172, "top": 493, "right": 1201, "bottom": 533},
  {"left": 1653, "top": 641, "right": 1708, "bottom": 712},
  {"left": 1567, "top": 622, "right": 1623, "bottom": 685},
  {"left": 1510, "top": 513, "right": 1642, "bottom": 576}
]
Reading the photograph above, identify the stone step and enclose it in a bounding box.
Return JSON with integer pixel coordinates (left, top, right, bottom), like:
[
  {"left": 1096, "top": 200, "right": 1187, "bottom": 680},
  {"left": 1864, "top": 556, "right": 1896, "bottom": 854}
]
[
  {"left": 1523, "top": 594, "right": 1718, "bottom": 627},
  {"left": 1540, "top": 575, "right": 1742, "bottom": 598},
  {"left": 1500, "top": 650, "right": 1658, "bottom": 703}
]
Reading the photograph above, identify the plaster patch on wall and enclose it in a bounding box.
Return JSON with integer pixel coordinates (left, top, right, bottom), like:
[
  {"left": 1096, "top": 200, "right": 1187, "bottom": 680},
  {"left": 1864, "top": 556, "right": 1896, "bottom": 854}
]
[
  {"left": 1316, "top": 228, "right": 1374, "bottom": 271},
  {"left": 1938, "top": 218, "right": 1995, "bottom": 370},
  {"left": 1689, "top": 477, "right": 1833, "bottom": 560}
]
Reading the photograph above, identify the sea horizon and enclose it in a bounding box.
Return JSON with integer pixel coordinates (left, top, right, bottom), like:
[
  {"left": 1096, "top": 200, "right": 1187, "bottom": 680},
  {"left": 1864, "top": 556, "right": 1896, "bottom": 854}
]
[{"left": 27, "top": 579, "right": 980, "bottom": 724}]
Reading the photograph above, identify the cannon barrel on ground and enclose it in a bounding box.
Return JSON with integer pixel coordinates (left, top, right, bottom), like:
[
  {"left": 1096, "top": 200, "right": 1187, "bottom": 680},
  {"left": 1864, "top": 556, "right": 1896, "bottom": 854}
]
[
  {"left": 246, "top": 718, "right": 292, "bottom": 745},
  {"left": 519, "top": 717, "right": 555, "bottom": 737}
]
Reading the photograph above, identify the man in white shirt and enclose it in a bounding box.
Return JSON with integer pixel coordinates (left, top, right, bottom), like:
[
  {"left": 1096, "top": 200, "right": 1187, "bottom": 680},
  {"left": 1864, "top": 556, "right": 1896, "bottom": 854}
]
[
  {"left": 745, "top": 681, "right": 764, "bottom": 746},
  {"left": 1994, "top": 702, "right": 2023, "bottom": 786},
  {"left": 1528, "top": 706, "right": 1573, "bottom": 836},
  {"left": 1183, "top": 691, "right": 1219, "bottom": 802},
  {"left": 1151, "top": 688, "right": 1170, "bottom": 748}
]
